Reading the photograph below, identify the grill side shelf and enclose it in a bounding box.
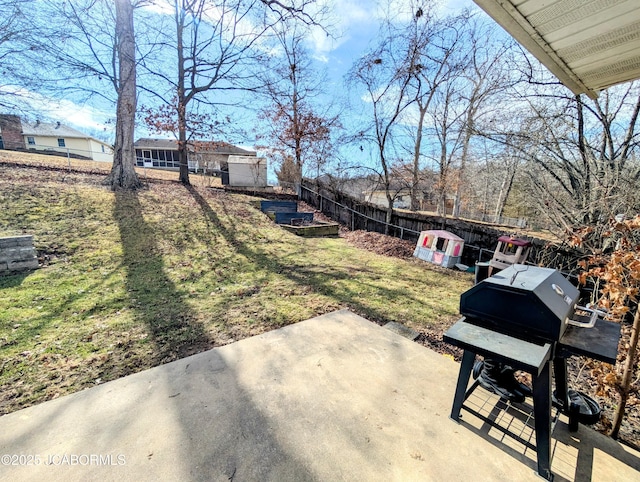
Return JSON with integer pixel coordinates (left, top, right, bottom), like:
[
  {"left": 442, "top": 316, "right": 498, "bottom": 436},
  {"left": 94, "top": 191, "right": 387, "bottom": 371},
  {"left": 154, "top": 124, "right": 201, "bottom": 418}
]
[
  {"left": 557, "top": 318, "right": 621, "bottom": 365},
  {"left": 444, "top": 318, "right": 552, "bottom": 375}
]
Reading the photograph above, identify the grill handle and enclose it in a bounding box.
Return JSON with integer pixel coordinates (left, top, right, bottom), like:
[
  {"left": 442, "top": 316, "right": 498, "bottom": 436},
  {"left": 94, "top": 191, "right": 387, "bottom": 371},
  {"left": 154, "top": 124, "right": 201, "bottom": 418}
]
[{"left": 567, "top": 305, "right": 605, "bottom": 329}]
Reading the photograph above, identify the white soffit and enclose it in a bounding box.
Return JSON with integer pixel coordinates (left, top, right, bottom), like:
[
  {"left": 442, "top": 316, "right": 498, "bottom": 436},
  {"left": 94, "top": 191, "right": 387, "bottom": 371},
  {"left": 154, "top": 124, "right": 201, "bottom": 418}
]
[{"left": 473, "top": 0, "right": 640, "bottom": 99}]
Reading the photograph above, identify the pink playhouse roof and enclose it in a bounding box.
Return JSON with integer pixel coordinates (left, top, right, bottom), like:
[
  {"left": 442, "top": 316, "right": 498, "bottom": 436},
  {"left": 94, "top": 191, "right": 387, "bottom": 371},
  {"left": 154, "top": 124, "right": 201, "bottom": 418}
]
[
  {"left": 423, "top": 230, "right": 464, "bottom": 242},
  {"left": 497, "top": 235, "right": 531, "bottom": 247}
]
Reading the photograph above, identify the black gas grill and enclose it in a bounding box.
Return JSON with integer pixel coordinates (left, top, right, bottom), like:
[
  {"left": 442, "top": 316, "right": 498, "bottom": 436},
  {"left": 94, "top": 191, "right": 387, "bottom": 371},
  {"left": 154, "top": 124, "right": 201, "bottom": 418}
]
[
  {"left": 460, "top": 264, "right": 599, "bottom": 344},
  {"left": 444, "top": 265, "right": 621, "bottom": 481}
]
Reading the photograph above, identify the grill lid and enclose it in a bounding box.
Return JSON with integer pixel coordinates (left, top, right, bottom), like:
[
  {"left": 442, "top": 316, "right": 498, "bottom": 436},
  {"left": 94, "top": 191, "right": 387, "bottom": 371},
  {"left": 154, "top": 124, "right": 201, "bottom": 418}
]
[{"left": 460, "top": 264, "right": 580, "bottom": 342}]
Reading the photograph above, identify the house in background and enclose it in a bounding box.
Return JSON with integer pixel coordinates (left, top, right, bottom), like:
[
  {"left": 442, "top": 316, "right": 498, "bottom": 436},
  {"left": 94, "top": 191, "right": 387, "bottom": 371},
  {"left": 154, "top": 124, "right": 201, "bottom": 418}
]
[
  {"left": 362, "top": 181, "right": 447, "bottom": 212},
  {"left": 363, "top": 185, "right": 413, "bottom": 209},
  {"left": 134, "top": 138, "right": 256, "bottom": 173},
  {"left": 0, "top": 114, "right": 113, "bottom": 162}
]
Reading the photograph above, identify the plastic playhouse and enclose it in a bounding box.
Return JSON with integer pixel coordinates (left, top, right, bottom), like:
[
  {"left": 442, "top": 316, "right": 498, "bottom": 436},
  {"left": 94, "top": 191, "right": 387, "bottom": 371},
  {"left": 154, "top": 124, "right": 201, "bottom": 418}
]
[
  {"left": 413, "top": 230, "right": 464, "bottom": 269},
  {"left": 489, "top": 235, "right": 532, "bottom": 275}
]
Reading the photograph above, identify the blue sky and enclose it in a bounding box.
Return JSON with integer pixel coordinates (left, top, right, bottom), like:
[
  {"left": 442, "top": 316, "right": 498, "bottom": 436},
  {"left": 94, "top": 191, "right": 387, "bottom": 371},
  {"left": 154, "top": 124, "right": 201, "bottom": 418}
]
[
  {"left": 25, "top": 0, "right": 478, "bottom": 148},
  {"left": 304, "top": 0, "right": 479, "bottom": 166},
  {"left": 288, "top": 0, "right": 478, "bottom": 113},
  {"left": 317, "top": 0, "right": 474, "bottom": 68}
]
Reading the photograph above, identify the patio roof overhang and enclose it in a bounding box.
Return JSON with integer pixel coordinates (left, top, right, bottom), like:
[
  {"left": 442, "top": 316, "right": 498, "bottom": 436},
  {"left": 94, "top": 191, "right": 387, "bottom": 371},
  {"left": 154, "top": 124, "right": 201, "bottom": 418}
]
[{"left": 473, "top": 0, "right": 640, "bottom": 99}]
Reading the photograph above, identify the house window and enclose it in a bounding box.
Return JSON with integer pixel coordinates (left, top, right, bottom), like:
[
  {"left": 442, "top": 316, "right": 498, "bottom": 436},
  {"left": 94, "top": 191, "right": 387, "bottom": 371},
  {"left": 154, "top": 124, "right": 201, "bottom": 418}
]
[
  {"left": 27, "top": 137, "right": 35, "bottom": 145},
  {"left": 57, "top": 138, "right": 66, "bottom": 147},
  {"left": 165, "top": 149, "right": 179, "bottom": 168},
  {"left": 0, "top": 136, "right": 4, "bottom": 149},
  {"left": 101, "top": 145, "right": 105, "bottom": 153}
]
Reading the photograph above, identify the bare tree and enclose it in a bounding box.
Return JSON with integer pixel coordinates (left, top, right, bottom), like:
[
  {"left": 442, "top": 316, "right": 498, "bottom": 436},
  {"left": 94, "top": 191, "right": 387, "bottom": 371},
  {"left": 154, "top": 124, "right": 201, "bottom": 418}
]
[
  {"left": 451, "top": 19, "right": 515, "bottom": 218},
  {"left": 0, "top": 1, "right": 34, "bottom": 111},
  {"left": 105, "top": 0, "right": 142, "bottom": 190},
  {"left": 348, "top": 3, "right": 514, "bottom": 223},
  {"left": 491, "top": 82, "right": 640, "bottom": 230},
  {"left": 141, "top": 0, "right": 323, "bottom": 185},
  {"left": 256, "top": 23, "right": 339, "bottom": 185},
  {"left": 492, "top": 147, "right": 520, "bottom": 220},
  {"left": 17, "top": 0, "right": 156, "bottom": 189},
  {"left": 26, "top": 1, "right": 131, "bottom": 103},
  {"left": 347, "top": 4, "right": 424, "bottom": 231},
  {"left": 429, "top": 79, "right": 467, "bottom": 216},
  {"left": 394, "top": 12, "right": 517, "bottom": 219},
  {"left": 403, "top": 9, "right": 470, "bottom": 211}
]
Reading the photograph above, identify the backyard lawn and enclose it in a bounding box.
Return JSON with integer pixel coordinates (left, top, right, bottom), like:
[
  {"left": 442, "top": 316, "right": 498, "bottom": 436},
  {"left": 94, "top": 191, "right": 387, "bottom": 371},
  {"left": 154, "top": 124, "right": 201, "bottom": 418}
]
[{"left": 0, "top": 152, "right": 473, "bottom": 415}]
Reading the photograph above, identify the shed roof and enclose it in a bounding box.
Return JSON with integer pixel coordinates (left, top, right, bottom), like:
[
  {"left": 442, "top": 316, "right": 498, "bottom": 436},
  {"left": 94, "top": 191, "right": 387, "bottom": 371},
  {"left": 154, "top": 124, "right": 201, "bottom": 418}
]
[
  {"left": 474, "top": 0, "right": 640, "bottom": 99},
  {"left": 227, "top": 155, "right": 265, "bottom": 164}
]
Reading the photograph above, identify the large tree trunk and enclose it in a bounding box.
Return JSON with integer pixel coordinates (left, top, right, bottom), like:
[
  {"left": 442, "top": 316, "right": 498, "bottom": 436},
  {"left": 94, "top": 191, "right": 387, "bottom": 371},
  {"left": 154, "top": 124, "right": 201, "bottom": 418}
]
[
  {"left": 410, "top": 106, "right": 426, "bottom": 211},
  {"left": 437, "top": 165, "right": 448, "bottom": 217},
  {"left": 494, "top": 161, "right": 516, "bottom": 219},
  {"left": 178, "top": 106, "right": 190, "bottom": 185},
  {"left": 453, "top": 119, "right": 473, "bottom": 218},
  {"left": 105, "top": 0, "right": 141, "bottom": 190},
  {"left": 384, "top": 194, "right": 393, "bottom": 235},
  {"left": 176, "top": 10, "right": 190, "bottom": 186}
]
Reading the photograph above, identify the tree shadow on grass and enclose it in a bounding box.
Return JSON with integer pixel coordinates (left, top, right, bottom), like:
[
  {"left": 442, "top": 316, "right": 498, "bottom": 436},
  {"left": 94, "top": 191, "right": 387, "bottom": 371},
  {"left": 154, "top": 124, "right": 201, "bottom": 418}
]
[
  {"left": 108, "top": 189, "right": 317, "bottom": 480},
  {"left": 0, "top": 188, "right": 318, "bottom": 481},
  {"left": 185, "top": 186, "right": 439, "bottom": 325},
  {"left": 113, "top": 190, "right": 214, "bottom": 363}
]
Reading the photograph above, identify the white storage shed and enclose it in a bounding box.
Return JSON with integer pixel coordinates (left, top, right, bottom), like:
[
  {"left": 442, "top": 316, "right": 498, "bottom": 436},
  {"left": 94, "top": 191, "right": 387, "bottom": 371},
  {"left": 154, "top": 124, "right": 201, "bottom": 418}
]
[{"left": 225, "top": 156, "right": 268, "bottom": 187}]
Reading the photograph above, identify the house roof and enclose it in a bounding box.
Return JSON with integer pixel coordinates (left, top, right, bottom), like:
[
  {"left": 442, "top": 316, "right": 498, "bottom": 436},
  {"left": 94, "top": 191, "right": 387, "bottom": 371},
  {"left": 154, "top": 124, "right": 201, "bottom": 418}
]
[
  {"left": 473, "top": 0, "right": 640, "bottom": 99},
  {"left": 22, "top": 120, "right": 96, "bottom": 139},
  {"left": 134, "top": 138, "right": 256, "bottom": 155}
]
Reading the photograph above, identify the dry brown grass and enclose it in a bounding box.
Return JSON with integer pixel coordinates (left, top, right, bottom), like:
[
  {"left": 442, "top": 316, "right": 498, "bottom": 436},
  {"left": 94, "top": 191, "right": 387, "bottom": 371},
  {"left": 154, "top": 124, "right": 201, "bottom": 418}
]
[{"left": 0, "top": 149, "right": 222, "bottom": 187}]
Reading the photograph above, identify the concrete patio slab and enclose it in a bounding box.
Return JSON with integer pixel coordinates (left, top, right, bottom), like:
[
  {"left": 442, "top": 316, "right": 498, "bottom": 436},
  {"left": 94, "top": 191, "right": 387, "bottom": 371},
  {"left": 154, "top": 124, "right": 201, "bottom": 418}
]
[{"left": 0, "top": 309, "right": 638, "bottom": 481}]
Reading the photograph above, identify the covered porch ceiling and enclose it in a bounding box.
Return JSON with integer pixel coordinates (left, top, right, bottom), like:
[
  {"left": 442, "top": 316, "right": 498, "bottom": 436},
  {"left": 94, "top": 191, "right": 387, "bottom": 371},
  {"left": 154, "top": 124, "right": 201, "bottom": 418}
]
[{"left": 473, "top": 0, "right": 640, "bottom": 99}]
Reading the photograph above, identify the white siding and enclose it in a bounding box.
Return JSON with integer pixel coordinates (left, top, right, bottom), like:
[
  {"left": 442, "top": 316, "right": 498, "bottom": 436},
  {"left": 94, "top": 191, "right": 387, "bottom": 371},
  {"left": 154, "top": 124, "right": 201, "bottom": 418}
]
[
  {"left": 88, "top": 139, "right": 113, "bottom": 162},
  {"left": 227, "top": 156, "right": 267, "bottom": 187},
  {"left": 24, "top": 135, "right": 112, "bottom": 162}
]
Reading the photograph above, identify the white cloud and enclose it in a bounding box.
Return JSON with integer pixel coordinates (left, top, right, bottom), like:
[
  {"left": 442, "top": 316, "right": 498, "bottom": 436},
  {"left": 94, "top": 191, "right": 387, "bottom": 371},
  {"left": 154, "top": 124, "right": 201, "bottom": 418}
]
[
  {"left": 307, "top": 0, "right": 475, "bottom": 61},
  {"left": 1, "top": 86, "right": 113, "bottom": 134},
  {"left": 50, "top": 100, "right": 110, "bottom": 130},
  {"left": 306, "top": 0, "right": 373, "bottom": 59}
]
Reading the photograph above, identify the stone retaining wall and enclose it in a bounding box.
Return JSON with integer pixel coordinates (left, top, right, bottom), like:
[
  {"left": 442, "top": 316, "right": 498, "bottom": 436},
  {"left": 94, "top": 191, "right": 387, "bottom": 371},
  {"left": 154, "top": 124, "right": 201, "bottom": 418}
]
[{"left": 0, "top": 235, "right": 39, "bottom": 275}]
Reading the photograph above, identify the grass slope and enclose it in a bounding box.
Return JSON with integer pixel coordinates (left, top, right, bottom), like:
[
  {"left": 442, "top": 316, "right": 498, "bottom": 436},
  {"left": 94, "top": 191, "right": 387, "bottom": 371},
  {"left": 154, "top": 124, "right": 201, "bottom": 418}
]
[{"left": 0, "top": 154, "right": 472, "bottom": 414}]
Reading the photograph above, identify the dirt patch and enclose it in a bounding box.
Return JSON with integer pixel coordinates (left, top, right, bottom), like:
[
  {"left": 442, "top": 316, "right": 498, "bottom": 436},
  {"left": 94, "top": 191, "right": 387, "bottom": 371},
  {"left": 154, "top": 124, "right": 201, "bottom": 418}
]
[
  {"left": 297, "top": 201, "right": 416, "bottom": 258},
  {"left": 340, "top": 230, "right": 416, "bottom": 259}
]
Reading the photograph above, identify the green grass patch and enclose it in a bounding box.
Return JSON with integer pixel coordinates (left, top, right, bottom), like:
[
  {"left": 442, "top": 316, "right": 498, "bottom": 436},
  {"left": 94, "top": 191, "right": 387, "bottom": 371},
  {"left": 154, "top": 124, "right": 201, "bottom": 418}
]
[{"left": 0, "top": 161, "right": 472, "bottom": 414}]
